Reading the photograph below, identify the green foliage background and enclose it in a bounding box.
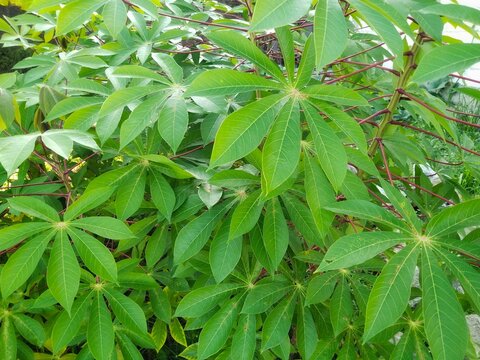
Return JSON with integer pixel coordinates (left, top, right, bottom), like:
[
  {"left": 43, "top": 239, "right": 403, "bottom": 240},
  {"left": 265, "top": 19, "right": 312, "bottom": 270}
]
[{"left": 0, "top": 0, "right": 480, "bottom": 359}]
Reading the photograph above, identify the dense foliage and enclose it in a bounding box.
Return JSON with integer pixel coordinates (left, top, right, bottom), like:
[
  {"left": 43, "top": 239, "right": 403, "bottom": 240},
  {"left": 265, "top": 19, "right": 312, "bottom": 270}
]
[{"left": 1, "top": 0, "right": 480, "bottom": 359}]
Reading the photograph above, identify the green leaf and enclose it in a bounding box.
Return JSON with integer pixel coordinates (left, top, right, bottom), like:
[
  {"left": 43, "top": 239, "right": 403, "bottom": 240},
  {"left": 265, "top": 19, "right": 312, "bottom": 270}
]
[
  {"left": 295, "top": 35, "right": 315, "bottom": 88},
  {"left": 276, "top": 27, "right": 295, "bottom": 82},
  {"left": 242, "top": 279, "right": 292, "bottom": 314},
  {"left": 64, "top": 187, "right": 115, "bottom": 221},
  {"left": 330, "top": 277, "right": 353, "bottom": 336},
  {"left": 304, "top": 85, "right": 369, "bottom": 106},
  {"left": 229, "top": 190, "right": 264, "bottom": 239},
  {"left": 348, "top": 0, "right": 404, "bottom": 66},
  {"left": 151, "top": 53, "right": 183, "bottom": 84},
  {"left": 304, "top": 154, "right": 335, "bottom": 239},
  {"left": 186, "top": 69, "right": 283, "bottom": 97},
  {"left": 303, "top": 101, "right": 347, "bottom": 191},
  {"left": 102, "top": 0, "right": 127, "bottom": 39},
  {"left": 426, "top": 199, "right": 480, "bottom": 238},
  {"left": 120, "top": 93, "right": 167, "bottom": 149},
  {"left": 0, "top": 318, "right": 16, "bottom": 360},
  {"left": 149, "top": 166, "right": 176, "bottom": 222},
  {"left": 420, "top": 4, "right": 480, "bottom": 25},
  {"left": 87, "top": 292, "right": 115, "bottom": 360},
  {"left": 320, "top": 232, "right": 411, "bottom": 271},
  {"left": 281, "top": 193, "right": 323, "bottom": 246},
  {"left": 250, "top": 0, "right": 310, "bottom": 32},
  {"left": 174, "top": 202, "right": 230, "bottom": 264},
  {"left": 157, "top": 95, "right": 188, "bottom": 153},
  {"left": 111, "top": 65, "right": 170, "bottom": 84},
  {"left": 314, "top": 0, "right": 348, "bottom": 69},
  {"left": 0, "top": 223, "right": 52, "bottom": 252},
  {"left": 145, "top": 225, "right": 169, "bottom": 268},
  {"left": 325, "top": 200, "right": 410, "bottom": 231},
  {"left": 57, "top": 0, "right": 107, "bottom": 35},
  {"left": 211, "top": 94, "right": 285, "bottom": 167},
  {"left": 175, "top": 283, "right": 242, "bottom": 318},
  {"left": 209, "top": 170, "right": 260, "bottom": 188},
  {"left": 306, "top": 272, "right": 338, "bottom": 305},
  {"left": 320, "top": 104, "right": 368, "bottom": 154},
  {"left": 68, "top": 228, "right": 118, "bottom": 282},
  {"left": 71, "top": 217, "right": 135, "bottom": 240},
  {"left": 117, "top": 331, "right": 143, "bottom": 360},
  {"left": 169, "top": 318, "right": 187, "bottom": 347},
  {"left": 197, "top": 297, "right": 240, "bottom": 360},
  {"left": 411, "top": 44, "right": 480, "bottom": 84},
  {"left": 45, "top": 97, "right": 104, "bottom": 122},
  {"left": 296, "top": 303, "right": 318, "bottom": 360},
  {"left": 150, "top": 287, "right": 171, "bottom": 324},
  {"left": 0, "top": 133, "right": 38, "bottom": 175},
  {"left": 103, "top": 287, "right": 147, "bottom": 333},
  {"left": 435, "top": 249, "right": 480, "bottom": 312},
  {"left": 262, "top": 100, "right": 301, "bottom": 194},
  {"left": 47, "top": 231, "right": 80, "bottom": 313},
  {"left": 12, "top": 314, "right": 45, "bottom": 347},
  {"left": 261, "top": 293, "right": 296, "bottom": 350},
  {"left": 263, "top": 198, "right": 289, "bottom": 270},
  {"left": 421, "top": 247, "right": 468, "bottom": 360},
  {"left": 230, "top": 314, "right": 256, "bottom": 360},
  {"left": 363, "top": 244, "right": 419, "bottom": 341},
  {"left": 8, "top": 196, "right": 59, "bottom": 222},
  {"left": 0, "top": 230, "right": 54, "bottom": 299},
  {"left": 115, "top": 167, "right": 147, "bottom": 220},
  {"left": 210, "top": 219, "right": 242, "bottom": 283},
  {"left": 207, "top": 30, "right": 285, "bottom": 82}
]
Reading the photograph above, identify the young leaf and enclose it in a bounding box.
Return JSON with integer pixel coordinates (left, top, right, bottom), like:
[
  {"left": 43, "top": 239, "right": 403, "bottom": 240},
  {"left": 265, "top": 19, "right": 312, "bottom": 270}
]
[
  {"left": 262, "top": 99, "right": 301, "bottom": 194},
  {"left": 197, "top": 297, "right": 240, "bottom": 360},
  {"left": 411, "top": 44, "right": 480, "bottom": 84},
  {"left": 68, "top": 228, "right": 118, "bottom": 282},
  {"left": 71, "top": 217, "right": 135, "bottom": 240},
  {"left": 87, "top": 292, "right": 115, "bottom": 360},
  {"left": 303, "top": 101, "right": 347, "bottom": 191},
  {"left": 364, "top": 244, "right": 419, "bottom": 341},
  {"left": 421, "top": 247, "right": 468, "bottom": 360},
  {"left": 263, "top": 197, "right": 289, "bottom": 270},
  {"left": 47, "top": 231, "right": 80, "bottom": 313},
  {"left": 314, "top": 0, "right": 348, "bottom": 69},
  {"left": 186, "top": 69, "right": 283, "bottom": 97},
  {"left": 0, "top": 230, "right": 55, "bottom": 299},
  {"left": 211, "top": 94, "right": 285, "bottom": 167},
  {"left": 250, "top": 0, "right": 311, "bottom": 32},
  {"left": 319, "top": 232, "right": 412, "bottom": 271}
]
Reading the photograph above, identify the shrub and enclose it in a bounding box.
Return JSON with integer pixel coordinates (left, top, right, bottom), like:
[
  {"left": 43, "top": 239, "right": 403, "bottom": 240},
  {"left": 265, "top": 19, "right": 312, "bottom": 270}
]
[{"left": 0, "top": 1, "right": 479, "bottom": 359}]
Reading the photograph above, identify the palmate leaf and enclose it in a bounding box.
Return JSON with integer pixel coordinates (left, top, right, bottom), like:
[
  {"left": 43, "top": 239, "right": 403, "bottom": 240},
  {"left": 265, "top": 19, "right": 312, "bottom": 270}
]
[
  {"left": 0, "top": 230, "right": 55, "bottom": 299},
  {"left": 426, "top": 199, "right": 480, "bottom": 238},
  {"left": 209, "top": 219, "right": 242, "bottom": 283},
  {"left": 330, "top": 277, "right": 353, "bottom": 336},
  {"left": 263, "top": 197, "right": 289, "bottom": 270},
  {"left": 186, "top": 69, "right": 284, "bottom": 97},
  {"left": 71, "top": 217, "right": 134, "bottom": 240},
  {"left": 230, "top": 314, "right": 256, "bottom": 360},
  {"left": 261, "top": 292, "right": 296, "bottom": 350},
  {"left": 8, "top": 196, "right": 59, "bottom": 222},
  {"left": 103, "top": 287, "right": 147, "bottom": 334},
  {"left": 210, "top": 94, "right": 285, "bottom": 167},
  {"left": 229, "top": 190, "right": 264, "bottom": 240},
  {"left": 314, "top": 0, "right": 348, "bottom": 69},
  {"left": 319, "top": 232, "right": 412, "bottom": 271},
  {"left": 0, "top": 222, "right": 53, "bottom": 252},
  {"left": 250, "top": 0, "right": 310, "bottom": 32},
  {"left": 56, "top": 0, "right": 107, "bottom": 35},
  {"left": 262, "top": 99, "right": 301, "bottom": 194},
  {"left": 87, "top": 292, "right": 115, "bottom": 360},
  {"left": 421, "top": 247, "right": 468, "bottom": 360},
  {"left": 157, "top": 95, "right": 188, "bottom": 153},
  {"left": 47, "top": 230, "right": 80, "bottom": 313},
  {"left": 363, "top": 244, "right": 419, "bottom": 341}
]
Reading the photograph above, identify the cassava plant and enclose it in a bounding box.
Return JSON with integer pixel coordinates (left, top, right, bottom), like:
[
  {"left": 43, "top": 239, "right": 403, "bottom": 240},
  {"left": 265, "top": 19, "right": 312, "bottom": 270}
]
[{"left": 0, "top": 0, "right": 480, "bottom": 359}]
